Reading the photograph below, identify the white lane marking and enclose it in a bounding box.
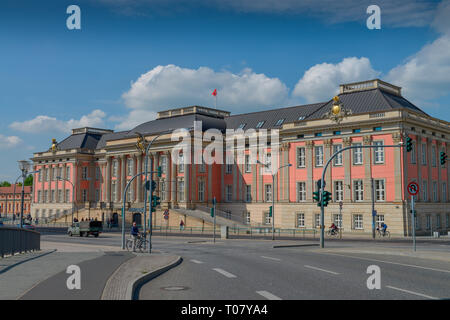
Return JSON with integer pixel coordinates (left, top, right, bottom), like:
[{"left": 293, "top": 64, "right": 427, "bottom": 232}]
[
  {"left": 304, "top": 265, "right": 340, "bottom": 275},
  {"left": 190, "top": 259, "right": 204, "bottom": 264},
  {"left": 261, "top": 256, "right": 281, "bottom": 261},
  {"left": 386, "top": 286, "right": 438, "bottom": 300},
  {"left": 213, "top": 268, "right": 237, "bottom": 278},
  {"left": 318, "top": 252, "right": 450, "bottom": 274},
  {"left": 256, "top": 290, "right": 282, "bottom": 300}
]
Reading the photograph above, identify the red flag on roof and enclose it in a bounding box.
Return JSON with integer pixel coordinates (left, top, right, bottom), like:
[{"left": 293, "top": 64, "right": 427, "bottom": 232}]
[{"left": 212, "top": 89, "right": 217, "bottom": 96}]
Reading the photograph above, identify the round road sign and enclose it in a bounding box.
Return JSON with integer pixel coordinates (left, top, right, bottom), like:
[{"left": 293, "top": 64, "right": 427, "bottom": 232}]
[{"left": 407, "top": 182, "right": 419, "bottom": 196}]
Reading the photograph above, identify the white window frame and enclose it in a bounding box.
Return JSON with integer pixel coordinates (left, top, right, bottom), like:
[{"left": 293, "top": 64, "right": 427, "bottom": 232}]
[
  {"left": 297, "top": 182, "right": 306, "bottom": 202},
  {"left": 226, "top": 185, "right": 232, "bottom": 202},
  {"left": 333, "top": 213, "right": 342, "bottom": 228},
  {"left": 353, "top": 214, "right": 363, "bottom": 230},
  {"left": 315, "top": 146, "right": 324, "bottom": 167},
  {"left": 265, "top": 184, "right": 272, "bottom": 202},
  {"left": 354, "top": 180, "right": 364, "bottom": 202},
  {"left": 375, "top": 179, "right": 385, "bottom": 202},
  {"left": 198, "top": 180, "right": 205, "bottom": 202},
  {"left": 297, "top": 147, "right": 306, "bottom": 168},
  {"left": 353, "top": 143, "right": 363, "bottom": 165},
  {"left": 334, "top": 181, "right": 343, "bottom": 202},
  {"left": 246, "top": 185, "right": 252, "bottom": 202},
  {"left": 373, "top": 141, "right": 385, "bottom": 164},
  {"left": 296, "top": 213, "right": 305, "bottom": 228},
  {"left": 333, "top": 144, "right": 343, "bottom": 166}
]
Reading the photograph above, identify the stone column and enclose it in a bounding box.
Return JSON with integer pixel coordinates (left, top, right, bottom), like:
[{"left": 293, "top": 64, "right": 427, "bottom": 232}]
[
  {"left": 416, "top": 135, "right": 422, "bottom": 201},
  {"left": 63, "top": 163, "right": 67, "bottom": 202},
  {"left": 324, "top": 139, "right": 333, "bottom": 193},
  {"left": 190, "top": 151, "right": 196, "bottom": 203},
  {"left": 120, "top": 155, "right": 126, "bottom": 202},
  {"left": 171, "top": 153, "right": 177, "bottom": 205},
  {"left": 184, "top": 153, "right": 190, "bottom": 203},
  {"left": 306, "top": 141, "right": 314, "bottom": 201},
  {"left": 106, "top": 157, "right": 112, "bottom": 203},
  {"left": 427, "top": 137, "right": 433, "bottom": 202},
  {"left": 343, "top": 137, "right": 352, "bottom": 201},
  {"left": 89, "top": 161, "right": 95, "bottom": 202},
  {"left": 164, "top": 152, "right": 171, "bottom": 203},
  {"left": 392, "top": 133, "right": 403, "bottom": 202},
  {"left": 363, "top": 135, "right": 373, "bottom": 202},
  {"left": 282, "top": 143, "right": 290, "bottom": 202}
]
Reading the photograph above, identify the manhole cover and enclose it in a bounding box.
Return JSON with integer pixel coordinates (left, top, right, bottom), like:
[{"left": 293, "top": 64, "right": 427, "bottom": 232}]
[{"left": 161, "top": 286, "right": 189, "bottom": 291}]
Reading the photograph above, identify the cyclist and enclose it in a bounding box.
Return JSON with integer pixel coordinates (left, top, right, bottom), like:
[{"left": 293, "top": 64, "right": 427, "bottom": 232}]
[
  {"left": 380, "top": 222, "right": 388, "bottom": 236},
  {"left": 131, "top": 222, "right": 140, "bottom": 252},
  {"left": 329, "top": 223, "right": 338, "bottom": 235}
]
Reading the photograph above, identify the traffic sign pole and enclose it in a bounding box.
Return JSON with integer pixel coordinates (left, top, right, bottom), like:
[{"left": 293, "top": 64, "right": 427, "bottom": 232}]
[{"left": 411, "top": 195, "right": 416, "bottom": 252}]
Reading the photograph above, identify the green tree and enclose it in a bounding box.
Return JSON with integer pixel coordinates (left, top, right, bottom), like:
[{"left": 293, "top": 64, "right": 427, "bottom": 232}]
[
  {"left": 0, "top": 181, "right": 11, "bottom": 187},
  {"left": 24, "top": 175, "right": 33, "bottom": 186}
]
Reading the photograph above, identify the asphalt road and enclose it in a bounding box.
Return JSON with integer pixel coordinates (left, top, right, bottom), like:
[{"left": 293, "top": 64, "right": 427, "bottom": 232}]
[
  {"left": 138, "top": 238, "right": 450, "bottom": 300},
  {"left": 38, "top": 233, "right": 450, "bottom": 300}
]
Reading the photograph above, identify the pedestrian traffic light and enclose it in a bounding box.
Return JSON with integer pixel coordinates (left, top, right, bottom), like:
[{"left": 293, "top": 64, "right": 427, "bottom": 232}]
[
  {"left": 406, "top": 137, "right": 412, "bottom": 152},
  {"left": 313, "top": 191, "right": 320, "bottom": 202},
  {"left": 157, "top": 166, "right": 162, "bottom": 177},
  {"left": 151, "top": 180, "right": 157, "bottom": 193},
  {"left": 210, "top": 208, "right": 214, "bottom": 217},
  {"left": 440, "top": 152, "right": 447, "bottom": 165},
  {"left": 322, "top": 191, "right": 332, "bottom": 207},
  {"left": 269, "top": 206, "right": 272, "bottom": 217},
  {"left": 151, "top": 195, "right": 161, "bottom": 209}
]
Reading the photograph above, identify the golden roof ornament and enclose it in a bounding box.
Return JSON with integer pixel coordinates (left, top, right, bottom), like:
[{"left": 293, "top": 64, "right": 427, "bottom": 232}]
[
  {"left": 324, "top": 95, "right": 352, "bottom": 124},
  {"left": 50, "top": 138, "right": 58, "bottom": 152},
  {"left": 135, "top": 133, "right": 147, "bottom": 153}
]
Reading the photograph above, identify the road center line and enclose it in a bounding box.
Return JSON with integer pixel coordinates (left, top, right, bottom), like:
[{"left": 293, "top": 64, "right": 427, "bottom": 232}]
[
  {"left": 213, "top": 268, "right": 237, "bottom": 278},
  {"left": 304, "top": 265, "right": 340, "bottom": 275},
  {"left": 190, "top": 259, "right": 204, "bottom": 264},
  {"left": 261, "top": 256, "right": 281, "bottom": 261},
  {"left": 256, "top": 290, "right": 282, "bottom": 300},
  {"left": 386, "top": 286, "right": 438, "bottom": 300},
  {"left": 317, "top": 252, "right": 450, "bottom": 274}
]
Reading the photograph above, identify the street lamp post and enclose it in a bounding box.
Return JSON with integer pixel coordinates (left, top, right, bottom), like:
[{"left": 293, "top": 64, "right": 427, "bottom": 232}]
[
  {"left": 56, "top": 177, "right": 76, "bottom": 223},
  {"left": 17, "top": 160, "right": 32, "bottom": 228},
  {"left": 12, "top": 174, "right": 21, "bottom": 221},
  {"left": 258, "top": 160, "right": 292, "bottom": 240}
]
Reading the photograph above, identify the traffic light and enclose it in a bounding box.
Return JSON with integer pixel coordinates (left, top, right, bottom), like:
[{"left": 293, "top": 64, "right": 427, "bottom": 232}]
[
  {"left": 322, "top": 191, "right": 332, "bottom": 207},
  {"left": 406, "top": 137, "right": 412, "bottom": 152},
  {"left": 151, "top": 195, "right": 161, "bottom": 212},
  {"left": 269, "top": 206, "right": 273, "bottom": 217},
  {"left": 313, "top": 191, "right": 320, "bottom": 202},
  {"left": 210, "top": 207, "right": 214, "bottom": 217},
  {"left": 145, "top": 180, "right": 157, "bottom": 193},
  {"left": 157, "top": 166, "right": 162, "bottom": 177},
  {"left": 440, "top": 152, "right": 447, "bottom": 165}
]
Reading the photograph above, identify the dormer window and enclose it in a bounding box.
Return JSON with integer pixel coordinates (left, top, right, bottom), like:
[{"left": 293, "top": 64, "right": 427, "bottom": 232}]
[
  {"left": 298, "top": 116, "right": 305, "bottom": 121},
  {"left": 237, "top": 123, "right": 246, "bottom": 130},
  {"left": 256, "top": 121, "right": 265, "bottom": 129},
  {"left": 275, "top": 119, "right": 285, "bottom": 126}
]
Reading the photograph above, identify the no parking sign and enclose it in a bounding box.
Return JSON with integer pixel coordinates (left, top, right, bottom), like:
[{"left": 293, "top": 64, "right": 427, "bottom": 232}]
[{"left": 407, "top": 182, "right": 419, "bottom": 196}]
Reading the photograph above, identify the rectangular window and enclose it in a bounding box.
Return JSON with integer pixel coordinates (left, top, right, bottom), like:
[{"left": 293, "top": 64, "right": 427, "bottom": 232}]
[
  {"left": 353, "top": 143, "right": 363, "bottom": 165},
  {"left": 297, "top": 147, "right": 306, "bottom": 168},
  {"left": 333, "top": 214, "right": 343, "bottom": 228},
  {"left": 178, "top": 153, "right": 184, "bottom": 173},
  {"left": 96, "top": 167, "right": 101, "bottom": 180},
  {"left": 161, "top": 156, "right": 167, "bottom": 174},
  {"left": 256, "top": 121, "right": 265, "bottom": 129},
  {"left": 433, "top": 181, "right": 438, "bottom": 202},
  {"left": 314, "top": 214, "right": 320, "bottom": 228},
  {"left": 431, "top": 145, "right": 436, "bottom": 167},
  {"left": 66, "top": 167, "right": 71, "bottom": 179},
  {"left": 375, "top": 214, "right": 384, "bottom": 228},
  {"left": 334, "top": 181, "right": 343, "bottom": 202},
  {"left": 410, "top": 142, "right": 416, "bottom": 164},
  {"left": 245, "top": 154, "right": 251, "bottom": 173},
  {"left": 373, "top": 141, "right": 384, "bottom": 164},
  {"left": 246, "top": 185, "right": 252, "bottom": 202},
  {"left": 375, "top": 180, "right": 385, "bottom": 201},
  {"left": 112, "top": 160, "right": 118, "bottom": 178},
  {"left": 426, "top": 215, "right": 431, "bottom": 230},
  {"left": 198, "top": 180, "right": 205, "bottom": 202},
  {"left": 264, "top": 212, "right": 271, "bottom": 225},
  {"left": 436, "top": 214, "right": 441, "bottom": 228},
  {"left": 160, "top": 181, "right": 166, "bottom": 201},
  {"left": 264, "top": 153, "right": 272, "bottom": 173},
  {"left": 245, "top": 211, "right": 251, "bottom": 224},
  {"left": 82, "top": 190, "right": 87, "bottom": 202},
  {"left": 52, "top": 167, "right": 57, "bottom": 181},
  {"left": 82, "top": 167, "right": 88, "bottom": 180},
  {"left": 38, "top": 191, "right": 42, "bottom": 203},
  {"left": 178, "top": 180, "right": 185, "bottom": 201},
  {"left": 315, "top": 146, "right": 323, "bottom": 167},
  {"left": 38, "top": 170, "right": 42, "bottom": 182},
  {"left": 296, "top": 213, "right": 305, "bottom": 228},
  {"left": 226, "top": 185, "right": 232, "bottom": 202},
  {"left": 58, "top": 190, "right": 63, "bottom": 203},
  {"left": 353, "top": 214, "right": 363, "bottom": 230},
  {"left": 95, "top": 189, "right": 100, "bottom": 202},
  {"left": 422, "top": 181, "right": 428, "bottom": 201},
  {"left": 333, "top": 144, "right": 343, "bottom": 166},
  {"left": 65, "top": 189, "right": 70, "bottom": 203},
  {"left": 354, "top": 180, "right": 364, "bottom": 201},
  {"left": 111, "top": 181, "right": 116, "bottom": 202},
  {"left": 443, "top": 183, "right": 447, "bottom": 202},
  {"left": 127, "top": 158, "right": 133, "bottom": 176},
  {"left": 51, "top": 190, "right": 55, "bottom": 202},
  {"left": 297, "top": 182, "right": 306, "bottom": 202},
  {"left": 46, "top": 169, "right": 50, "bottom": 181},
  {"left": 265, "top": 184, "right": 272, "bottom": 202},
  {"left": 422, "top": 143, "right": 427, "bottom": 165}
]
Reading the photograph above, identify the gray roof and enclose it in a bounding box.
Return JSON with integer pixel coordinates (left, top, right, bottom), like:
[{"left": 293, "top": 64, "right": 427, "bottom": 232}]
[
  {"left": 307, "top": 88, "right": 428, "bottom": 120},
  {"left": 57, "top": 133, "right": 103, "bottom": 151},
  {"left": 225, "top": 103, "right": 325, "bottom": 130}
]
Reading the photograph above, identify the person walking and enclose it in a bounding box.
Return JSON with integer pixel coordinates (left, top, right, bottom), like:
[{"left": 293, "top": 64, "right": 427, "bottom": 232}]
[{"left": 180, "top": 219, "right": 185, "bottom": 231}]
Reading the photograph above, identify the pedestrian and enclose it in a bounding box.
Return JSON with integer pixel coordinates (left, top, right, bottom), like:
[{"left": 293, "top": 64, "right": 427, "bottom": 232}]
[
  {"left": 180, "top": 219, "right": 185, "bottom": 231},
  {"left": 130, "top": 222, "right": 140, "bottom": 252}
]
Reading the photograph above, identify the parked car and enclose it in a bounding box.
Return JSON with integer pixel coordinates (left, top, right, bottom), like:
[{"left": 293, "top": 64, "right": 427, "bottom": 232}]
[
  {"left": 68, "top": 221, "right": 103, "bottom": 237},
  {"left": 17, "top": 222, "right": 35, "bottom": 230}
]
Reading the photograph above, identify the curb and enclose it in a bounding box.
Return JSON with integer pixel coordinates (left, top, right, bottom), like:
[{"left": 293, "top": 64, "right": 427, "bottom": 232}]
[
  {"left": 273, "top": 244, "right": 318, "bottom": 248},
  {"left": 126, "top": 256, "right": 183, "bottom": 300},
  {"left": 0, "top": 249, "right": 56, "bottom": 275}
]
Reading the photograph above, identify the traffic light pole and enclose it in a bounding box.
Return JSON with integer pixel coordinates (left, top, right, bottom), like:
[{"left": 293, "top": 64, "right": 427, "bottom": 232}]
[
  {"left": 319, "top": 144, "right": 403, "bottom": 248},
  {"left": 121, "top": 172, "right": 145, "bottom": 249}
]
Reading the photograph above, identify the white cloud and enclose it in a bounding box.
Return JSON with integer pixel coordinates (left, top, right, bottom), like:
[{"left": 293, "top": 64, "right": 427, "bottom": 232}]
[
  {"left": 114, "top": 109, "right": 158, "bottom": 131},
  {"left": 10, "top": 109, "right": 107, "bottom": 134},
  {"left": 120, "top": 65, "right": 288, "bottom": 127},
  {"left": 0, "top": 134, "right": 22, "bottom": 149},
  {"left": 292, "top": 57, "right": 380, "bottom": 103}
]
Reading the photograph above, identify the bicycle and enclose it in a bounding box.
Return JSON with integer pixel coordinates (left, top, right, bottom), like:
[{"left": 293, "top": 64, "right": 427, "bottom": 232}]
[
  {"left": 326, "top": 228, "right": 340, "bottom": 237},
  {"left": 126, "top": 232, "right": 149, "bottom": 252},
  {"left": 376, "top": 228, "right": 390, "bottom": 239}
]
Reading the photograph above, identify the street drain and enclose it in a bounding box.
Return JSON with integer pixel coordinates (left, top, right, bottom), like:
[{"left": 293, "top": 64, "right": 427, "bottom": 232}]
[{"left": 161, "top": 286, "right": 189, "bottom": 291}]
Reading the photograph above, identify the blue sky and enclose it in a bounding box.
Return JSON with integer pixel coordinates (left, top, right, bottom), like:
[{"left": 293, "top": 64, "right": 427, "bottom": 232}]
[{"left": 0, "top": 0, "right": 449, "bottom": 181}]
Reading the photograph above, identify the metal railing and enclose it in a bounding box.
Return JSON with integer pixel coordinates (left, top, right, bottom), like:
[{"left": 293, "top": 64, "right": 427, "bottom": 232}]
[{"left": 0, "top": 226, "right": 40, "bottom": 258}]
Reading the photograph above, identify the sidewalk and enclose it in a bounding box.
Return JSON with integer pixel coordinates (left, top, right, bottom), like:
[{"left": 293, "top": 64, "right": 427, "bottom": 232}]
[
  {"left": 0, "top": 250, "right": 55, "bottom": 275},
  {"left": 102, "top": 253, "right": 181, "bottom": 300}
]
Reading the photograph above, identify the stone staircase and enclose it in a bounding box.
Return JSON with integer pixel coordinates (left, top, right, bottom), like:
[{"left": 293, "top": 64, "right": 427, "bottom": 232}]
[{"left": 172, "top": 205, "right": 249, "bottom": 229}]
